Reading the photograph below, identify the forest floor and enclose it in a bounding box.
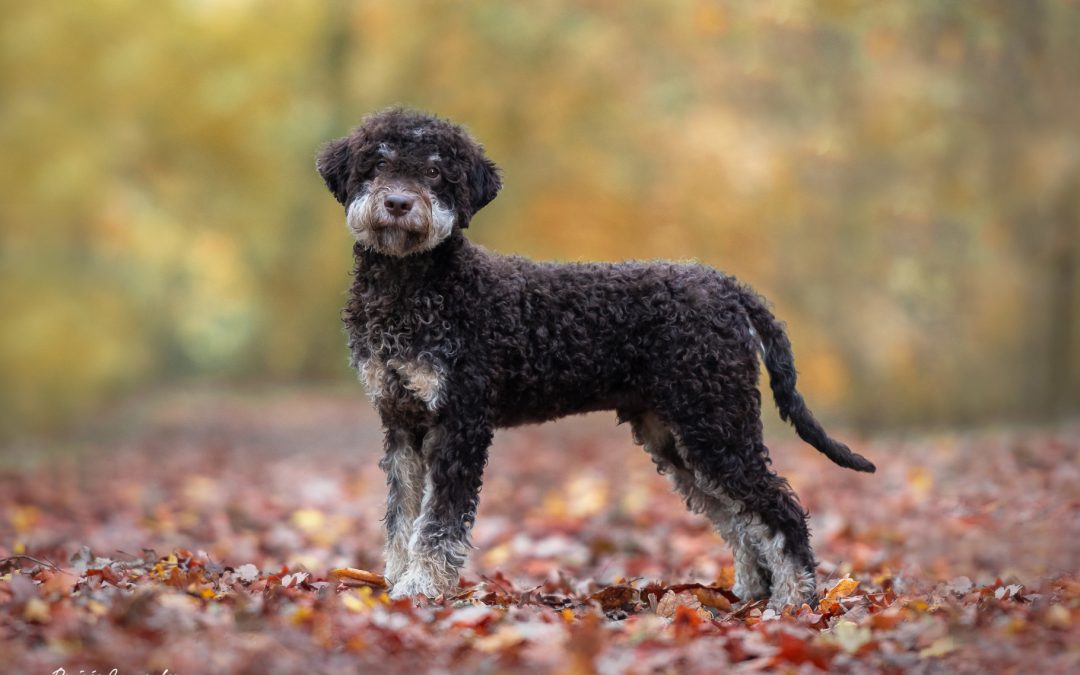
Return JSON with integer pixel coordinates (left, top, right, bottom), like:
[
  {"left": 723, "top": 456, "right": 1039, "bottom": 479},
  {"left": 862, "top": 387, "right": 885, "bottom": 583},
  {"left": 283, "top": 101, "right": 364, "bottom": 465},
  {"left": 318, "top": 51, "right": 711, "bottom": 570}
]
[{"left": 1, "top": 387, "right": 1078, "bottom": 673}]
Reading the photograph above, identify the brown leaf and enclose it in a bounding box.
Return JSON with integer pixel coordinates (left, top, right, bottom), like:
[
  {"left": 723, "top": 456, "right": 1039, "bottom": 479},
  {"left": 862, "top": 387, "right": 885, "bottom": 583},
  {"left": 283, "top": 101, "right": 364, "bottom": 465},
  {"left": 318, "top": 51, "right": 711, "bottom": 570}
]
[
  {"left": 672, "top": 604, "right": 708, "bottom": 640},
  {"left": 689, "top": 586, "right": 733, "bottom": 612},
  {"left": 589, "top": 585, "right": 638, "bottom": 613},
  {"left": 329, "top": 567, "right": 388, "bottom": 588},
  {"left": 656, "top": 590, "right": 694, "bottom": 618},
  {"left": 770, "top": 629, "right": 836, "bottom": 668}
]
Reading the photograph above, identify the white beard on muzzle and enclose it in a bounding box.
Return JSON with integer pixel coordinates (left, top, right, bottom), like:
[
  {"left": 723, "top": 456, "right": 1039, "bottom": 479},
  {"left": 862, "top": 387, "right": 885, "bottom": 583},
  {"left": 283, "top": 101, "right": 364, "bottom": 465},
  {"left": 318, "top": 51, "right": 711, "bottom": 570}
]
[{"left": 346, "top": 190, "right": 456, "bottom": 256}]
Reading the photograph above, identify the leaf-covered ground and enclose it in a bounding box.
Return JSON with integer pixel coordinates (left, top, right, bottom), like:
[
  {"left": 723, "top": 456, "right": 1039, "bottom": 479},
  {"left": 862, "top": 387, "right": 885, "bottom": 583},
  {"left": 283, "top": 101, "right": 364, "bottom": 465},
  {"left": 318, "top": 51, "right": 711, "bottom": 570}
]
[{"left": 2, "top": 388, "right": 1078, "bottom": 673}]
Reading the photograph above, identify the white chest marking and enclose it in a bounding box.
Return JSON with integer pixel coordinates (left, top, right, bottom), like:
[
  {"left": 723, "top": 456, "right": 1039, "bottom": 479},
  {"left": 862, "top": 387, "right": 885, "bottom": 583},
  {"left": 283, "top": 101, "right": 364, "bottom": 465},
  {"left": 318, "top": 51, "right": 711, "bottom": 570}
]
[{"left": 359, "top": 358, "right": 445, "bottom": 411}]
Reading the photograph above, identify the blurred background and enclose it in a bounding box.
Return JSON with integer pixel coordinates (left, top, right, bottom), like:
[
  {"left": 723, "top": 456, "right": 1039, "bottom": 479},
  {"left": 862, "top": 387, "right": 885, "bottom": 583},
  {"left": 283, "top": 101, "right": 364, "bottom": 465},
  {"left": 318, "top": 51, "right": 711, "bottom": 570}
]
[{"left": 2, "top": 0, "right": 1079, "bottom": 442}]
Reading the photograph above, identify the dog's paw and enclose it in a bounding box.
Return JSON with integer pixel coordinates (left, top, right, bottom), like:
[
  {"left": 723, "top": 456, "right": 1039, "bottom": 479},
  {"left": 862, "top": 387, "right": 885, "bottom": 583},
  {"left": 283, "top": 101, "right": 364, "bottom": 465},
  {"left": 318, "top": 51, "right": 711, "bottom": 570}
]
[
  {"left": 388, "top": 562, "right": 455, "bottom": 600},
  {"left": 733, "top": 582, "right": 770, "bottom": 603},
  {"left": 383, "top": 548, "right": 410, "bottom": 585},
  {"left": 766, "top": 592, "right": 815, "bottom": 611},
  {"left": 732, "top": 569, "right": 770, "bottom": 603},
  {"left": 764, "top": 568, "right": 817, "bottom": 611}
]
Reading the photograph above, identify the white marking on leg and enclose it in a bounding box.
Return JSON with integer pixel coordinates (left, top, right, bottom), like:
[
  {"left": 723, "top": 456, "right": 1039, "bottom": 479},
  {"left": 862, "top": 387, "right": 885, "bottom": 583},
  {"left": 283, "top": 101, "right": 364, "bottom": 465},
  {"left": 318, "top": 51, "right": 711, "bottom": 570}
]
[
  {"left": 633, "top": 412, "right": 770, "bottom": 600},
  {"left": 381, "top": 431, "right": 425, "bottom": 583},
  {"left": 701, "top": 491, "right": 813, "bottom": 609},
  {"left": 755, "top": 529, "right": 816, "bottom": 609},
  {"left": 389, "top": 428, "right": 470, "bottom": 599},
  {"left": 635, "top": 412, "right": 811, "bottom": 607}
]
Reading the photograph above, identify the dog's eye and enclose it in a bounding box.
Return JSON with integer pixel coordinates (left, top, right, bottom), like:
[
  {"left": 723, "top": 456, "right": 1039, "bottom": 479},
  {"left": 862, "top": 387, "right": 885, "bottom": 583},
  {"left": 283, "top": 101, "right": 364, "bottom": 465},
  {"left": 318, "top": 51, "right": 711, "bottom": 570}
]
[
  {"left": 425, "top": 166, "right": 440, "bottom": 179},
  {"left": 375, "top": 159, "right": 388, "bottom": 170}
]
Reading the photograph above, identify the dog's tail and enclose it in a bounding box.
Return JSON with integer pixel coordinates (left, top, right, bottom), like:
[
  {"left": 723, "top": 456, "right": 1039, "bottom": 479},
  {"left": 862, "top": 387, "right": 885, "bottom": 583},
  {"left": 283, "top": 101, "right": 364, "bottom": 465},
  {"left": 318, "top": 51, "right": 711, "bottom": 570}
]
[{"left": 738, "top": 289, "right": 876, "bottom": 473}]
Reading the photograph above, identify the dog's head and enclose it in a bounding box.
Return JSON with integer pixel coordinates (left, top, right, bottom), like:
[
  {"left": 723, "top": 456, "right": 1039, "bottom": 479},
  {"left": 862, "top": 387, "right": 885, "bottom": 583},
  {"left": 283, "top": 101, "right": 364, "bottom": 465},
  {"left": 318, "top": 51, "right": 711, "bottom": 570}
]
[{"left": 316, "top": 108, "right": 502, "bottom": 257}]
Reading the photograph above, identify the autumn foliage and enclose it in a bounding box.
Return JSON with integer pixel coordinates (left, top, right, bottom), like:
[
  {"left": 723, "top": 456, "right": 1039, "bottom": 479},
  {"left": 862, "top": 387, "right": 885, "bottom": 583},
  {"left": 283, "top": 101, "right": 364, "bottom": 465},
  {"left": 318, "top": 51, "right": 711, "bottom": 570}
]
[
  {"left": 4, "top": 1, "right": 1080, "bottom": 438},
  {"left": 1, "top": 390, "right": 1077, "bottom": 672}
]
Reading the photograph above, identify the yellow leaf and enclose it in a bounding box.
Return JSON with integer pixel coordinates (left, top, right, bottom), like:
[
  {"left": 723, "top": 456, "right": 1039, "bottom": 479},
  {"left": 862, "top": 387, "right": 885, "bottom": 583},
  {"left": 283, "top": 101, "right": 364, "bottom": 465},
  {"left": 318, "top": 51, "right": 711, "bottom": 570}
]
[
  {"left": 9, "top": 505, "right": 41, "bottom": 534},
  {"left": 1045, "top": 604, "right": 1071, "bottom": 628},
  {"left": 341, "top": 587, "right": 385, "bottom": 613},
  {"left": 826, "top": 578, "right": 860, "bottom": 600},
  {"left": 829, "top": 620, "right": 872, "bottom": 654},
  {"left": 919, "top": 636, "right": 956, "bottom": 658},
  {"left": 474, "top": 626, "right": 524, "bottom": 652},
  {"left": 907, "top": 599, "right": 930, "bottom": 612},
  {"left": 483, "top": 542, "right": 511, "bottom": 567},
  {"left": 291, "top": 606, "right": 313, "bottom": 624},
  {"left": 291, "top": 508, "right": 325, "bottom": 534},
  {"left": 23, "top": 598, "right": 50, "bottom": 623},
  {"left": 908, "top": 467, "right": 933, "bottom": 501},
  {"left": 341, "top": 591, "right": 367, "bottom": 613},
  {"left": 820, "top": 578, "right": 859, "bottom": 612}
]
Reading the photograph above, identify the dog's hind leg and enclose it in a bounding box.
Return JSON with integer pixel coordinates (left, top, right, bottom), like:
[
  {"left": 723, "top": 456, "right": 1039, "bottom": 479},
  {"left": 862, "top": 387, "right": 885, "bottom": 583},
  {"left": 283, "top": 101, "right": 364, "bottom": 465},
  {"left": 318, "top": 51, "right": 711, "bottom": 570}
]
[
  {"left": 653, "top": 391, "right": 818, "bottom": 610},
  {"left": 379, "top": 427, "right": 427, "bottom": 583},
  {"left": 628, "top": 411, "right": 770, "bottom": 602}
]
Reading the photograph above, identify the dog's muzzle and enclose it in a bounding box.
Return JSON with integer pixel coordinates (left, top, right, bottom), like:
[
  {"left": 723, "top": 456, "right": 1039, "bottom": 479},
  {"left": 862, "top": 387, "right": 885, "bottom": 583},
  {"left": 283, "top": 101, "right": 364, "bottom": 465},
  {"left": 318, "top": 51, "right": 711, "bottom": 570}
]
[
  {"left": 372, "top": 193, "right": 428, "bottom": 235},
  {"left": 346, "top": 183, "right": 455, "bottom": 255}
]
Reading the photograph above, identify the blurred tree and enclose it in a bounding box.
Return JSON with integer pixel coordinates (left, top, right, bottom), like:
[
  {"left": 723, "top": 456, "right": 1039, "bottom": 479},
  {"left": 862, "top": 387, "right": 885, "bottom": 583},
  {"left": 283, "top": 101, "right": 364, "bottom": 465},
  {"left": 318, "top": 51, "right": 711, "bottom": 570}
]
[{"left": 1, "top": 0, "right": 1078, "bottom": 438}]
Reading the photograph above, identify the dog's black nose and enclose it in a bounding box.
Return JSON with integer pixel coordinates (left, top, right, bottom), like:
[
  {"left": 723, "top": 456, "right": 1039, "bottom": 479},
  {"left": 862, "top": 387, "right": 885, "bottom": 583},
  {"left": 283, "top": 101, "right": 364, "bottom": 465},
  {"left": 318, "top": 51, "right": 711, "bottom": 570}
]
[{"left": 384, "top": 194, "right": 414, "bottom": 217}]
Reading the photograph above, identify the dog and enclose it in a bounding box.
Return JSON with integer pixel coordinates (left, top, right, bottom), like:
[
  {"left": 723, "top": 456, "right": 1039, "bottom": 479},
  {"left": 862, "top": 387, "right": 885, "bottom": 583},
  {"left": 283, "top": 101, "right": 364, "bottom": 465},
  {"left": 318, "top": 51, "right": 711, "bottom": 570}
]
[{"left": 316, "top": 108, "right": 875, "bottom": 608}]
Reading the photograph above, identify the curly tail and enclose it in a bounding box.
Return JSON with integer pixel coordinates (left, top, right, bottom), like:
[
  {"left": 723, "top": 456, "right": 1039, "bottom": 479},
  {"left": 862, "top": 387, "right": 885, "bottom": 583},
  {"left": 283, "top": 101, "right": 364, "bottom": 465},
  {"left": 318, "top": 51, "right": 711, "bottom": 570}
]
[{"left": 739, "top": 290, "right": 876, "bottom": 473}]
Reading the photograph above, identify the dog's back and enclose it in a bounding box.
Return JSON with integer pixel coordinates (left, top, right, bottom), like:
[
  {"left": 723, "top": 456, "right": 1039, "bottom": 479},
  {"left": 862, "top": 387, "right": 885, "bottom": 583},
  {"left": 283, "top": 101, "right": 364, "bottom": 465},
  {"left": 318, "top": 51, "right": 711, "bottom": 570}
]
[{"left": 467, "top": 248, "right": 747, "bottom": 426}]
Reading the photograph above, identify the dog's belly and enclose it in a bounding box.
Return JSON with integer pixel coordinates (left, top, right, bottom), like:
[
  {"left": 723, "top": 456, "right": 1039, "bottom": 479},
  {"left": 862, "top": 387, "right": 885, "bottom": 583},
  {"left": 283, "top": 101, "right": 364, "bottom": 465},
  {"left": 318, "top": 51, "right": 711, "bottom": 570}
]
[{"left": 491, "top": 378, "right": 644, "bottom": 428}]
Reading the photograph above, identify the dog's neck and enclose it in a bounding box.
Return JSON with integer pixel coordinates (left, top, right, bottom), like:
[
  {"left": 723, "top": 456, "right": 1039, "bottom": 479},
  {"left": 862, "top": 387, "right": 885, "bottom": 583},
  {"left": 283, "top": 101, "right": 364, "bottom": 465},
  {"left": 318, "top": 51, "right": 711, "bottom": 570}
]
[
  {"left": 343, "top": 231, "right": 468, "bottom": 366},
  {"left": 349, "top": 230, "right": 466, "bottom": 292}
]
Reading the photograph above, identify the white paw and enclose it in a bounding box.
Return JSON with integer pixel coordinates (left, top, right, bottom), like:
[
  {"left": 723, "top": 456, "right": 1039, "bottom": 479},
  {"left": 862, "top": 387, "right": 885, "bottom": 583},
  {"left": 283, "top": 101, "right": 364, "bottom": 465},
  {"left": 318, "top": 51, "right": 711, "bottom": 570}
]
[
  {"left": 383, "top": 556, "right": 408, "bottom": 586},
  {"left": 766, "top": 592, "right": 803, "bottom": 611},
  {"left": 765, "top": 571, "right": 817, "bottom": 610},
  {"left": 733, "top": 580, "right": 769, "bottom": 602},
  {"left": 732, "top": 565, "right": 770, "bottom": 602},
  {"left": 383, "top": 537, "right": 412, "bottom": 585},
  {"left": 388, "top": 562, "right": 455, "bottom": 600}
]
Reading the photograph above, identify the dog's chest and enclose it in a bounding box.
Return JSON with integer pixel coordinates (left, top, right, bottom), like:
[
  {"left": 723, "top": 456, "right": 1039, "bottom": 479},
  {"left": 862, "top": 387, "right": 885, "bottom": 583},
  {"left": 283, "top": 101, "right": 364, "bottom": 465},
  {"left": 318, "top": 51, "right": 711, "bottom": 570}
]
[
  {"left": 348, "top": 288, "right": 454, "bottom": 415},
  {"left": 359, "top": 357, "right": 445, "bottom": 413},
  {"left": 343, "top": 252, "right": 473, "bottom": 417}
]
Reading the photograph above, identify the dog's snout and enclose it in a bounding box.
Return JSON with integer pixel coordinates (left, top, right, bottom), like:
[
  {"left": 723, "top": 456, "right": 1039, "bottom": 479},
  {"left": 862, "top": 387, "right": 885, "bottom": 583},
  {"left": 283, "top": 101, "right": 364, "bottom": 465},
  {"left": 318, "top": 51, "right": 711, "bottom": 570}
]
[{"left": 384, "top": 193, "right": 414, "bottom": 218}]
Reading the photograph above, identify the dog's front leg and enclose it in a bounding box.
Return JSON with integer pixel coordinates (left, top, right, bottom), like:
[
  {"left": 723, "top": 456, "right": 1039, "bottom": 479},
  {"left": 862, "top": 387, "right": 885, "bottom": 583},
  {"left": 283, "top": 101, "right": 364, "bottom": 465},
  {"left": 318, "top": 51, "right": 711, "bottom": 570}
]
[
  {"left": 389, "top": 415, "right": 493, "bottom": 600},
  {"left": 379, "top": 427, "right": 426, "bottom": 584}
]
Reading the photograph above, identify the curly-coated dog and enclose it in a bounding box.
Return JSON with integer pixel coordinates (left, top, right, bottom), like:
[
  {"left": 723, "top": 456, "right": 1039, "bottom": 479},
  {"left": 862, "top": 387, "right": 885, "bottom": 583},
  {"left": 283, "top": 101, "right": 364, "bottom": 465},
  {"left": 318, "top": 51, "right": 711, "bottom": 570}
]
[{"left": 316, "top": 108, "right": 875, "bottom": 609}]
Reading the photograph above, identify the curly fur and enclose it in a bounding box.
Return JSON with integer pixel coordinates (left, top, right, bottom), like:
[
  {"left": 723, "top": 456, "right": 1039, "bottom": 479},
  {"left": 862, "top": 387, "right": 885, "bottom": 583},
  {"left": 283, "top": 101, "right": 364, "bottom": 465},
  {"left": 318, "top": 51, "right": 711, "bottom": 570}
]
[{"left": 316, "top": 108, "right": 875, "bottom": 609}]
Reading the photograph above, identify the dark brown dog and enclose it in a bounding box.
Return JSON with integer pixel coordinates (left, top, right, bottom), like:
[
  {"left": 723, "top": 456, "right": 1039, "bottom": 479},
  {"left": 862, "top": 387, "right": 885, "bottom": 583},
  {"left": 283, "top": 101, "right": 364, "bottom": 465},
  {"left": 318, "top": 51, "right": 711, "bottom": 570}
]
[{"left": 316, "top": 107, "right": 874, "bottom": 607}]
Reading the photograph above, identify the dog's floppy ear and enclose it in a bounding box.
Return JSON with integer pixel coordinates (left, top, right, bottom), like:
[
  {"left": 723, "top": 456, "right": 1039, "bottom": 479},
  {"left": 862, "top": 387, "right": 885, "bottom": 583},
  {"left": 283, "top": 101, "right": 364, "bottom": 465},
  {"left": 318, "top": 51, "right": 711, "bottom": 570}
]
[
  {"left": 315, "top": 137, "right": 351, "bottom": 205},
  {"left": 464, "top": 155, "right": 502, "bottom": 224}
]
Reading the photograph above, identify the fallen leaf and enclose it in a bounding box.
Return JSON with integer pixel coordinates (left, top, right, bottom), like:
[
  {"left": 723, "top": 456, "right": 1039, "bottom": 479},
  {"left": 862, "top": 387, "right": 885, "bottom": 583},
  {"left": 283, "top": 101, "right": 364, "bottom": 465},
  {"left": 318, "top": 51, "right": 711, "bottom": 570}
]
[
  {"left": 329, "top": 567, "right": 387, "bottom": 588},
  {"left": 947, "top": 576, "right": 973, "bottom": 596},
  {"left": 655, "top": 591, "right": 700, "bottom": 619},
  {"left": 827, "top": 620, "right": 872, "bottom": 654},
  {"left": 919, "top": 636, "right": 956, "bottom": 659},
  {"left": 23, "top": 597, "right": 50, "bottom": 623},
  {"left": 820, "top": 578, "right": 860, "bottom": 613},
  {"left": 236, "top": 564, "right": 259, "bottom": 583},
  {"left": 590, "top": 585, "right": 637, "bottom": 614}
]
